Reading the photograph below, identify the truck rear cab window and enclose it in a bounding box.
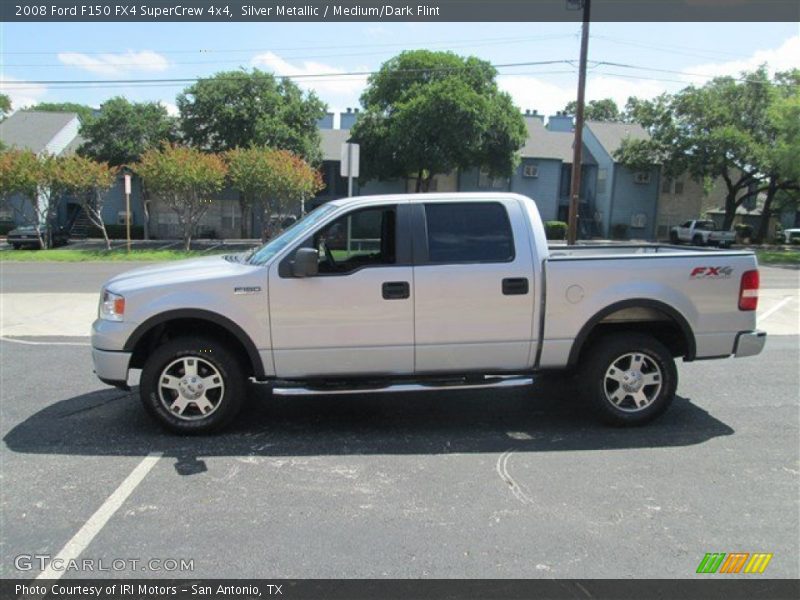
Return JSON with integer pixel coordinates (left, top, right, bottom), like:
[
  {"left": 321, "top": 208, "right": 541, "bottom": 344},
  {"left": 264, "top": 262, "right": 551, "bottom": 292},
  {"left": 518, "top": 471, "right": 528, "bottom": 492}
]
[
  {"left": 424, "top": 202, "right": 514, "bottom": 263},
  {"left": 315, "top": 205, "right": 397, "bottom": 274}
]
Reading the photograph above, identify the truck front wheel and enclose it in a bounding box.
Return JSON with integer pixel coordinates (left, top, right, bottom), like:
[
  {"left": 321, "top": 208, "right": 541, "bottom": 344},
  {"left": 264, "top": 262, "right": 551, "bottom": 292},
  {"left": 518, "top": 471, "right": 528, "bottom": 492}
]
[
  {"left": 580, "top": 333, "right": 677, "bottom": 426},
  {"left": 139, "top": 336, "right": 245, "bottom": 434}
]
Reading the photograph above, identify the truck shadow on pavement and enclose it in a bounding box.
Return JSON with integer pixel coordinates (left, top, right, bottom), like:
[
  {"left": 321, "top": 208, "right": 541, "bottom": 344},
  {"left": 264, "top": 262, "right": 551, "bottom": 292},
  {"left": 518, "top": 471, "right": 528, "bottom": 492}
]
[{"left": 4, "top": 378, "right": 735, "bottom": 473}]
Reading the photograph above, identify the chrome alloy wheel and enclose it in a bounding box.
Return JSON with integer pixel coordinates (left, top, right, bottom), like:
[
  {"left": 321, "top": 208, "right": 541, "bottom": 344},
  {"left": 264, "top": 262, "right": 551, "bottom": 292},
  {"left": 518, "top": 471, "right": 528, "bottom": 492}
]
[
  {"left": 603, "top": 352, "right": 663, "bottom": 412},
  {"left": 157, "top": 357, "right": 225, "bottom": 421}
]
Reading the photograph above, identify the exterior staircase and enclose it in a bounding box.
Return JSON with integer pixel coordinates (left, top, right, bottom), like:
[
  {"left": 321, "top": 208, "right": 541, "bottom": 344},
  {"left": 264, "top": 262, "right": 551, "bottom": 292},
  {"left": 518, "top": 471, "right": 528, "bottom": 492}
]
[{"left": 69, "top": 207, "right": 93, "bottom": 239}]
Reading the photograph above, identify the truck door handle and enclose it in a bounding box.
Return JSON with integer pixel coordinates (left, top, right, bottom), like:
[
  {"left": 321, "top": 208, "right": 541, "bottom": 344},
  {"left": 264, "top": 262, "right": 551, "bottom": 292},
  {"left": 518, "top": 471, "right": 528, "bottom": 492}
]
[
  {"left": 502, "top": 278, "right": 529, "bottom": 296},
  {"left": 382, "top": 281, "right": 410, "bottom": 300}
]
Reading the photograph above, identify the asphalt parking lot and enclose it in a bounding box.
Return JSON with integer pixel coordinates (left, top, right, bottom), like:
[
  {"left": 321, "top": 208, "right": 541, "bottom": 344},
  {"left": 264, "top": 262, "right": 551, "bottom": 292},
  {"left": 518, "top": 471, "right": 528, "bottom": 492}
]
[{"left": 0, "top": 262, "right": 798, "bottom": 579}]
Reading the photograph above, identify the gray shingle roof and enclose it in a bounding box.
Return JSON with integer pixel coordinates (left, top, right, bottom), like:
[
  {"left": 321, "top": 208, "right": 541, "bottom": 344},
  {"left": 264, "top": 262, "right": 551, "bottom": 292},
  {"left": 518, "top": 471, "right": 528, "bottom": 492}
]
[
  {"left": 586, "top": 120, "right": 649, "bottom": 157},
  {"left": 320, "top": 128, "right": 351, "bottom": 161},
  {"left": 520, "top": 118, "right": 575, "bottom": 162},
  {"left": 0, "top": 111, "right": 79, "bottom": 154}
]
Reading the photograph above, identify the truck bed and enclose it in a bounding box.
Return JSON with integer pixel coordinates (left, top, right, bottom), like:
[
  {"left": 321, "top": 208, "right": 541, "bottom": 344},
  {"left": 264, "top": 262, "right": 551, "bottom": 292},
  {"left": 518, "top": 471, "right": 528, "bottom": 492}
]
[{"left": 547, "top": 243, "right": 752, "bottom": 259}]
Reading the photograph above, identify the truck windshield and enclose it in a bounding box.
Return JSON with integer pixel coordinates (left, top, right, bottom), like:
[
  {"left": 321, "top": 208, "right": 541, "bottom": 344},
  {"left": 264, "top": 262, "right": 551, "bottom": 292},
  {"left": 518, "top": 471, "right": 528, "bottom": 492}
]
[{"left": 247, "top": 204, "right": 338, "bottom": 266}]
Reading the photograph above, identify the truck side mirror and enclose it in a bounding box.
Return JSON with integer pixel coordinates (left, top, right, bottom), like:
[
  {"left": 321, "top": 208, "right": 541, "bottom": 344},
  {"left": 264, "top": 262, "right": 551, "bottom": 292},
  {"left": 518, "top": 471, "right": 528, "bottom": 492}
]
[{"left": 292, "top": 248, "right": 319, "bottom": 278}]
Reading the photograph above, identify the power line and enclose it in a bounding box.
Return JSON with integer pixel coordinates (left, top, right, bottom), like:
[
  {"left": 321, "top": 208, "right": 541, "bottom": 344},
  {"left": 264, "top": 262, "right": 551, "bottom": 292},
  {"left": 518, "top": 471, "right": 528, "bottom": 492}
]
[
  {"left": 0, "top": 60, "right": 576, "bottom": 87},
  {"left": 3, "top": 37, "right": 565, "bottom": 68},
  {"left": 590, "top": 34, "right": 758, "bottom": 61},
  {"left": 2, "top": 33, "right": 575, "bottom": 57}
]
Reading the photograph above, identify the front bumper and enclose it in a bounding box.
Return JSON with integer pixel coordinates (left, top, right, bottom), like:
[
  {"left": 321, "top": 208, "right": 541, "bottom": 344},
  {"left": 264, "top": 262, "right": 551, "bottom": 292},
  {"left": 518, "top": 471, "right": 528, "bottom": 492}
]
[
  {"left": 92, "top": 347, "right": 132, "bottom": 389},
  {"left": 733, "top": 330, "right": 767, "bottom": 358}
]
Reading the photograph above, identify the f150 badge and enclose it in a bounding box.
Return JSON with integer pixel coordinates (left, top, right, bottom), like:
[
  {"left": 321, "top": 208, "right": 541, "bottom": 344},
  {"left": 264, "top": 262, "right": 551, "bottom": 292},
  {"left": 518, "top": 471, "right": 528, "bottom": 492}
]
[
  {"left": 690, "top": 266, "right": 733, "bottom": 279},
  {"left": 234, "top": 286, "right": 262, "bottom": 294}
]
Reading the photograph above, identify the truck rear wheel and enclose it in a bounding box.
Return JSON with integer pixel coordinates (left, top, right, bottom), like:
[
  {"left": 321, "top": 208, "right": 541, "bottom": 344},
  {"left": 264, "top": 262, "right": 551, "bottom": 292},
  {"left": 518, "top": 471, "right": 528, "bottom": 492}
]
[
  {"left": 580, "top": 333, "right": 677, "bottom": 426},
  {"left": 139, "top": 336, "right": 245, "bottom": 434}
]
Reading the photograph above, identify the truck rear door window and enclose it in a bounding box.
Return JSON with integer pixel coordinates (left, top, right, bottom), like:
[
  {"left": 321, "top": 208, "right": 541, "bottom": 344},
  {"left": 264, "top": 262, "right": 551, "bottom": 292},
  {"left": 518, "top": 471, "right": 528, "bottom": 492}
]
[{"left": 424, "top": 202, "right": 514, "bottom": 263}]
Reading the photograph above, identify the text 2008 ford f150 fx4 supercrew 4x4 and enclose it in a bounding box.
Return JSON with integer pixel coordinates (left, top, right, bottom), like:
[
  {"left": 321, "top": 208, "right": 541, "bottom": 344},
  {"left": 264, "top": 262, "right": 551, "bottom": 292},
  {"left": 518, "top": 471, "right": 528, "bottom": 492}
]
[{"left": 91, "top": 193, "right": 766, "bottom": 433}]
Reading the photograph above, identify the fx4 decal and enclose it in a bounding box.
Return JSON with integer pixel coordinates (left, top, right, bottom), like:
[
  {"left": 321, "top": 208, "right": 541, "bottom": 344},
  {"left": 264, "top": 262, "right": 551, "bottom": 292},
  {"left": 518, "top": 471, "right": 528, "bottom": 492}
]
[{"left": 690, "top": 266, "right": 733, "bottom": 279}]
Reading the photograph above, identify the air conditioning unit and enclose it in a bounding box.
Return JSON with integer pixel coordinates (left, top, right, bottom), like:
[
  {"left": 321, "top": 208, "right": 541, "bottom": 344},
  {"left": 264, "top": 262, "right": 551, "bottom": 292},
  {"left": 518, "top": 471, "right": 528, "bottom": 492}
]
[
  {"left": 634, "top": 172, "right": 651, "bottom": 184},
  {"left": 631, "top": 213, "right": 647, "bottom": 228},
  {"left": 523, "top": 164, "right": 539, "bottom": 178}
]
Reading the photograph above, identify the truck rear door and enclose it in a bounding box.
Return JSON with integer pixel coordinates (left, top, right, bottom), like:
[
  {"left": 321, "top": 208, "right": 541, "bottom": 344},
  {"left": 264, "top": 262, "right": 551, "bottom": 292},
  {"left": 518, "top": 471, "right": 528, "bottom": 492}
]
[{"left": 411, "top": 198, "right": 536, "bottom": 373}]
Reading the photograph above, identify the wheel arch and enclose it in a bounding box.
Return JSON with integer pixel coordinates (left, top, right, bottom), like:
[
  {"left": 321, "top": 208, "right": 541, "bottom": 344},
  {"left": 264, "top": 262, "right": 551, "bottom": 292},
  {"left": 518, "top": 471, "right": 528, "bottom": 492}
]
[
  {"left": 567, "top": 299, "right": 696, "bottom": 368},
  {"left": 124, "top": 309, "right": 265, "bottom": 378}
]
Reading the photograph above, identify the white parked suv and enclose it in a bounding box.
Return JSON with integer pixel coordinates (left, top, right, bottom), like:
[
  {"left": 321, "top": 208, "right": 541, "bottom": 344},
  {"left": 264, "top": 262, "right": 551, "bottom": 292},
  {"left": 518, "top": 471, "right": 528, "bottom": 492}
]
[{"left": 92, "top": 193, "right": 765, "bottom": 434}]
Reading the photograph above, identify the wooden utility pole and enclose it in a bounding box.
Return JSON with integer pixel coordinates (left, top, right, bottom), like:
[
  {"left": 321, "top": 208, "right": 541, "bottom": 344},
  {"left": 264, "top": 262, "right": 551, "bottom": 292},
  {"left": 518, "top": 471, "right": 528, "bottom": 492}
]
[{"left": 567, "top": 0, "right": 591, "bottom": 245}]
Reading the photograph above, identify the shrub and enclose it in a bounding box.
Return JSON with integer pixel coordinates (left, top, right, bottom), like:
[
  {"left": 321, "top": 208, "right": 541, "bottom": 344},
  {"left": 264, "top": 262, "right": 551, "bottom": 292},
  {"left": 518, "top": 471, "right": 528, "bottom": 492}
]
[
  {"left": 544, "top": 221, "right": 567, "bottom": 240},
  {"left": 611, "top": 223, "right": 629, "bottom": 240}
]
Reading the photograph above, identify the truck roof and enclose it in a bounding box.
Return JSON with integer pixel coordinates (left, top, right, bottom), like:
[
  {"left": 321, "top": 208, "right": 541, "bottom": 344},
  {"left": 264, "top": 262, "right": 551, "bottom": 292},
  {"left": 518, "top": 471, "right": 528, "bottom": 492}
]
[{"left": 327, "top": 192, "right": 536, "bottom": 207}]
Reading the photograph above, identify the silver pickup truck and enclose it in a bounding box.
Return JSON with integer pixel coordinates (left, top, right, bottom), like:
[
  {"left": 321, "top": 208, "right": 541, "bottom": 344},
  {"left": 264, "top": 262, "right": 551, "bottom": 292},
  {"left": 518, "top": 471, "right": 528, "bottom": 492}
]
[{"left": 92, "top": 193, "right": 766, "bottom": 433}]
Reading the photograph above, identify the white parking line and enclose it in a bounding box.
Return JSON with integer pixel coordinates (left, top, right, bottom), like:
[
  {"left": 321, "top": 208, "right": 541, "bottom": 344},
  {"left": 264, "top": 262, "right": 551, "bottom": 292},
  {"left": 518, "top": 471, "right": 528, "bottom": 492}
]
[
  {"left": 759, "top": 296, "right": 794, "bottom": 322},
  {"left": 36, "top": 452, "right": 162, "bottom": 581}
]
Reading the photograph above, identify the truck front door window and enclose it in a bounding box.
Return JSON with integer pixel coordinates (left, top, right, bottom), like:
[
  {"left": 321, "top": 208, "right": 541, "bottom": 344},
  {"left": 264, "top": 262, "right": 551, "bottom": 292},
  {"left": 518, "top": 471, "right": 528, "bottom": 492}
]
[{"left": 315, "top": 206, "right": 397, "bottom": 274}]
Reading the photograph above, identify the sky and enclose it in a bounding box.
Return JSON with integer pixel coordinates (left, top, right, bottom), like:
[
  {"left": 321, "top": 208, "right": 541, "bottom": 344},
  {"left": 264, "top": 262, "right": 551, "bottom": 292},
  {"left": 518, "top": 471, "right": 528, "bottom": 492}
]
[{"left": 1, "top": 21, "right": 798, "bottom": 125}]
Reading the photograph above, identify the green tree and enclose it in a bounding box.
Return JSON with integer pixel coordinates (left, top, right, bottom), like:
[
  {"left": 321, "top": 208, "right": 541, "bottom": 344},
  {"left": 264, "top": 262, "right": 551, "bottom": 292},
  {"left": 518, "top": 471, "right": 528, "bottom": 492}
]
[
  {"left": 177, "top": 69, "right": 326, "bottom": 161},
  {"left": 55, "top": 155, "right": 117, "bottom": 249},
  {"left": 350, "top": 50, "right": 527, "bottom": 192},
  {"left": 27, "top": 102, "right": 94, "bottom": 123},
  {"left": 617, "top": 68, "right": 789, "bottom": 230},
  {"left": 0, "top": 150, "right": 64, "bottom": 248},
  {"left": 226, "top": 147, "right": 324, "bottom": 241},
  {"left": 136, "top": 145, "right": 227, "bottom": 250},
  {"left": 178, "top": 69, "right": 325, "bottom": 236},
  {"left": 0, "top": 94, "right": 11, "bottom": 121},
  {"left": 752, "top": 71, "right": 800, "bottom": 242},
  {"left": 79, "top": 97, "right": 178, "bottom": 239},
  {"left": 79, "top": 97, "right": 177, "bottom": 166},
  {"left": 564, "top": 98, "right": 621, "bottom": 122}
]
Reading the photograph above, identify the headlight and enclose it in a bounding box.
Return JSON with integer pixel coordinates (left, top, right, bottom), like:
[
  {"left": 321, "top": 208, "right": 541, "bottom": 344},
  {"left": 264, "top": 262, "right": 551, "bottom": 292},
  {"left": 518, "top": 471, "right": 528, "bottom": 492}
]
[{"left": 99, "top": 290, "right": 125, "bottom": 321}]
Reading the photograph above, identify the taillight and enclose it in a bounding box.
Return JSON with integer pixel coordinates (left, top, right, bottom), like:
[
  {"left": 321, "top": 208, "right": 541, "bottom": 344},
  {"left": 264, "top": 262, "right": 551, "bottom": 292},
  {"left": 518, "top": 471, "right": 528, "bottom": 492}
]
[{"left": 739, "top": 270, "right": 759, "bottom": 311}]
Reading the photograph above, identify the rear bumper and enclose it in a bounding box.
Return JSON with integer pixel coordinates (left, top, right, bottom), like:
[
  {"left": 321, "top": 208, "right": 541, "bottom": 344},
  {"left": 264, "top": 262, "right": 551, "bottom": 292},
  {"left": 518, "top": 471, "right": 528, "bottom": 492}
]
[
  {"left": 92, "top": 347, "right": 132, "bottom": 389},
  {"left": 733, "top": 330, "right": 767, "bottom": 358}
]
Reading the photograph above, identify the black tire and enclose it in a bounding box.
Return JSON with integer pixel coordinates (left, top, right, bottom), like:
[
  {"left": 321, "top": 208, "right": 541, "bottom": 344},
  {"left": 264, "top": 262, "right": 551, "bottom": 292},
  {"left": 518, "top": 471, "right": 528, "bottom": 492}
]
[
  {"left": 579, "top": 333, "right": 677, "bottom": 426},
  {"left": 11, "top": 243, "right": 21, "bottom": 250},
  {"left": 669, "top": 231, "right": 679, "bottom": 244},
  {"left": 139, "top": 336, "right": 246, "bottom": 434},
  {"left": 692, "top": 234, "right": 704, "bottom": 247}
]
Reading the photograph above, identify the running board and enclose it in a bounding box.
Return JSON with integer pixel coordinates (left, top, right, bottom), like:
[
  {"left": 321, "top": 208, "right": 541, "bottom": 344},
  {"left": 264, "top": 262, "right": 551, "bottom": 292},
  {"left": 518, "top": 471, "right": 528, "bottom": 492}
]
[{"left": 271, "top": 376, "right": 534, "bottom": 396}]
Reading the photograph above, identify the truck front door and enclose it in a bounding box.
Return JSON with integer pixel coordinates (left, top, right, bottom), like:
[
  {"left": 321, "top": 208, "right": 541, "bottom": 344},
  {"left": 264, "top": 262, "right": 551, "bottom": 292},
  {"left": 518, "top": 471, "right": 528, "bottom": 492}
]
[{"left": 268, "top": 203, "right": 414, "bottom": 378}]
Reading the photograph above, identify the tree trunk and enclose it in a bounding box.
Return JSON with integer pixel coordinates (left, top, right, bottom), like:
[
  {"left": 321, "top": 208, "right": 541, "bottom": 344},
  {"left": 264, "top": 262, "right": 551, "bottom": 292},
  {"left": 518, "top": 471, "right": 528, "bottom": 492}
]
[
  {"left": 722, "top": 189, "right": 738, "bottom": 231},
  {"left": 415, "top": 169, "right": 423, "bottom": 193},
  {"left": 754, "top": 178, "right": 778, "bottom": 244},
  {"left": 141, "top": 181, "right": 151, "bottom": 241},
  {"left": 239, "top": 193, "right": 249, "bottom": 239}
]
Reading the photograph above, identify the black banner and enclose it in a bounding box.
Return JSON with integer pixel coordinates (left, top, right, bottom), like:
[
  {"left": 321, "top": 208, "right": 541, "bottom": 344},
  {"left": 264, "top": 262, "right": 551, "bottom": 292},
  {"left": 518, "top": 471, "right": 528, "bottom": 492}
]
[
  {"left": 3, "top": 579, "right": 800, "bottom": 600},
  {"left": 2, "top": 0, "right": 799, "bottom": 23}
]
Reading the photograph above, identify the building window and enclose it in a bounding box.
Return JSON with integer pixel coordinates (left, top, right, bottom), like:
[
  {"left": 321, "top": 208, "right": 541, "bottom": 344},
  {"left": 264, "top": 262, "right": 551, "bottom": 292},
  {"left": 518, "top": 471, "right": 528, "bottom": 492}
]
[
  {"left": 597, "top": 168, "right": 607, "bottom": 194},
  {"left": 221, "top": 202, "right": 241, "bottom": 232},
  {"left": 661, "top": 177, "right": 673, "bottom": 194},
  {"left": 522, "top": 163, "right": 539, "bottom": 178},
  {"left": 425, "top": 202, "right": 514, "bottom": 263},
  {"left": 674, "top": 180, "right": 684, "bottom": 195},
  {"left": 634, "top": 172, "right": 651, "bottom": 185}
]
